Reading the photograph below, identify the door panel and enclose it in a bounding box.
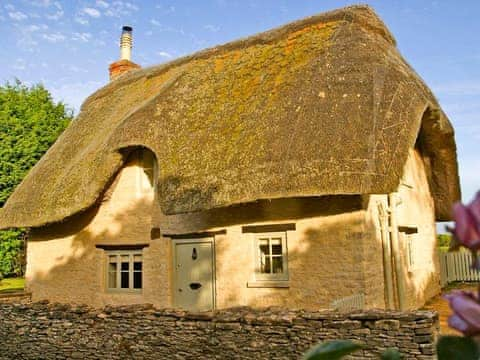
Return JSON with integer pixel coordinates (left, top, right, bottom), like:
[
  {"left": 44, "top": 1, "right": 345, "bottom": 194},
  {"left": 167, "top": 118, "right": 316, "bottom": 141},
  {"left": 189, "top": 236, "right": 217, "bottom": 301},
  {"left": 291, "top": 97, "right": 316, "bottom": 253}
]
[{"left": 174, "top": 241, "right": 214, "bottom": 311}]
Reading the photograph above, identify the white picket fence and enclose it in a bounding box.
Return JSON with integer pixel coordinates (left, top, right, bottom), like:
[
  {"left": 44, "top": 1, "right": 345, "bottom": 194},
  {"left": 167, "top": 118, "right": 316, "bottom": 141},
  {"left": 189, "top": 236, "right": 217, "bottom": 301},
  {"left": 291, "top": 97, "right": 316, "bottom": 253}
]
[
  {"left": 331, "top": 293, "right": 365, "bottom": 311},
  {"left": 439, "top": 251, "right": 480, "bottom": 287}
]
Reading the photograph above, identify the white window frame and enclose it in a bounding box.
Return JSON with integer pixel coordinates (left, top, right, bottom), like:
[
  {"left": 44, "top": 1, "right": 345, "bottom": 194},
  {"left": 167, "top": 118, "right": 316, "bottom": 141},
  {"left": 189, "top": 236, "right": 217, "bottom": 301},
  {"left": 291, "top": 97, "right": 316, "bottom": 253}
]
[
  {"left": 253, "top": 232, "right": 289, "bottom": 282},
  {"left": 406, "top": 234, "right": 415, "bottom": 272},
  {"left": 105, "top": 250, "right": 143, "bottom": 293}
]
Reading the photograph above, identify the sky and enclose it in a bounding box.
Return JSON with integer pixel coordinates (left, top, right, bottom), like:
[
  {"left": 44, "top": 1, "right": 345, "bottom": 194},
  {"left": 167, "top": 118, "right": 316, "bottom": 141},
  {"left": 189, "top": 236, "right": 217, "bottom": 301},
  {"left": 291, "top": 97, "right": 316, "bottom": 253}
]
[{"left": 0, "top": 0, "right": 479, "bottom": 221}]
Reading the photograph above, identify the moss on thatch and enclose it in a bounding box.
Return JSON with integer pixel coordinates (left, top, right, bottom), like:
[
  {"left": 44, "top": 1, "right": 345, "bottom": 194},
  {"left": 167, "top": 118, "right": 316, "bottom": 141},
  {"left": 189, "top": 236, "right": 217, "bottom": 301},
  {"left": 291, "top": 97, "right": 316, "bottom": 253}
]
[{"left": 0, "top": 5, "right": 460, "bottom": 229}]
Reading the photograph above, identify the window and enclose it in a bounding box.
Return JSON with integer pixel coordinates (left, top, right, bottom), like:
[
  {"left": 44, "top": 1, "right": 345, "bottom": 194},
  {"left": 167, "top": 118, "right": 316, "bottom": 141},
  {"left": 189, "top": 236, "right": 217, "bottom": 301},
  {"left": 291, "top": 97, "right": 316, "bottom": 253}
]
[
  {"left": 137, "top": 149, "right": 156, "bottom": 196},
  {"left": 106, "top": 251, "right": 143, "bottom": 292},
  {"left": 254, "top": 232, "right": 288, "bottom": 282},
  {"left": 399, "top": 227, "right": 418, "bottom": 272},
  {"left": 406, "top": 235, "right": 415, "bottom": 271}
]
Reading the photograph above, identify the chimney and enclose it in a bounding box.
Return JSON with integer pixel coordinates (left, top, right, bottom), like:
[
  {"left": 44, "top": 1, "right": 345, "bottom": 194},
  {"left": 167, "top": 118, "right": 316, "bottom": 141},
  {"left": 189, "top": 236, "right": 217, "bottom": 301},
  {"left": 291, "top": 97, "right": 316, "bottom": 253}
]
[{"left": 108, "top": 26, "right": 141, "bottom": 80}]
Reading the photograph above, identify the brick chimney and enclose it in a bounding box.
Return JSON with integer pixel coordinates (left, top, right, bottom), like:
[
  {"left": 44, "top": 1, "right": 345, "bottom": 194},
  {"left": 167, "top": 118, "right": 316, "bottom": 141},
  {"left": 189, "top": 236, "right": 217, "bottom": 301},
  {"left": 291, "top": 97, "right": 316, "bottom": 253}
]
[{"left": 108, "top": 26, "right": 141, "bottom": 80}]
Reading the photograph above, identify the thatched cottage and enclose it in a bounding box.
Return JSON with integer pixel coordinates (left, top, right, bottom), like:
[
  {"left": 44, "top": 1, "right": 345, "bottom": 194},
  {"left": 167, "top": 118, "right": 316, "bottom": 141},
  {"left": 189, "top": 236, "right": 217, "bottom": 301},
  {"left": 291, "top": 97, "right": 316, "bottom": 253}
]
[{"left": 0, "top": 6, "right": 459, "bottom": 311}]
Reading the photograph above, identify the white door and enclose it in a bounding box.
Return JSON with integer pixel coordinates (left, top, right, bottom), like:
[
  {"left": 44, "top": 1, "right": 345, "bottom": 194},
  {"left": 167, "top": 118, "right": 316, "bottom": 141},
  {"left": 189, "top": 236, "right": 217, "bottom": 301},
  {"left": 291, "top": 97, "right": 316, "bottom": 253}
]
[{"left": 173, "top": 239, "right": 214, "bottom": 311}]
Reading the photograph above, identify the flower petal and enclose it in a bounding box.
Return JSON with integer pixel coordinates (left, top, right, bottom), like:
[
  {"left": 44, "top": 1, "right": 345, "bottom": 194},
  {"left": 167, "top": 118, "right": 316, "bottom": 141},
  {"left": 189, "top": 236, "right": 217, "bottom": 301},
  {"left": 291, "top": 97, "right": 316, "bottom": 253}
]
[
  {"left": 452, "top": 203, "right": 480, "bottom": 250},
  {"left": 447, "top": 292, "right": 480, "bottom": 335},
  {"left": 468, "top": 192, "right": 480, "bottom": 229},
  {"left": 448, "top": 314, "right": 471, "bottom": 334}
]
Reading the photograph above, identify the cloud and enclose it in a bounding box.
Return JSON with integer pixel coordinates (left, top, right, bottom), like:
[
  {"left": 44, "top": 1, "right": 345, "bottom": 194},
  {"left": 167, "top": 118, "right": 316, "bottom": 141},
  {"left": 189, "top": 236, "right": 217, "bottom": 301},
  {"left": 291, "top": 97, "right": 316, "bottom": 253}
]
[
  {"left": 62, "top": 65, "right": 88, "bottom": 73},
  {"left": 157, "top": 51, "right": 172, "bottom": 58},
  {"left": 29, "top": 0, "right": 52, "bottom": 7},
  {"left": 149, "top": 21, "right": 185, "bottom": 35},
  {"left": 83, "top": 7, "right": 101, "bottom": 18},
  {"left": 204, "top": 24, "right": 220, "bottom": 32},
  {"left": 5, "top": 4, "right": 15, "bottom": 11},
  {"left": 105, "top": 1, "right": 139, "bottom": 17},
  {"left": 46, "top": 9, "right": 64, "bottom": 20},
  {"left": 49, "top": 80, "right": 103, "bottom": 113},
  {"left": 25, "top": 24, "right": 49, "bottom": 32},
  {"left": 42, "top": 32, "right": 66, "bottom": 43},
  {"left": 155, "top": 4, "right": 175, "bottom": 14},
  {"left": 72, "top": 32, "right": 92, "bottom": 42},
  {"left": 433, "top": 81, "right": 480, "bottom": 96},
  {"left": 96, "top": 0, "right": 109, "bottom": 8},
  {"left": 75, "top": 17, "right": 89, "bottom": 25},
  {"left": 12, "top": 58, "right": 26, "bottom": 71},
  {"left": 9, "top": 11, "right": 28, "bottom": 21}
]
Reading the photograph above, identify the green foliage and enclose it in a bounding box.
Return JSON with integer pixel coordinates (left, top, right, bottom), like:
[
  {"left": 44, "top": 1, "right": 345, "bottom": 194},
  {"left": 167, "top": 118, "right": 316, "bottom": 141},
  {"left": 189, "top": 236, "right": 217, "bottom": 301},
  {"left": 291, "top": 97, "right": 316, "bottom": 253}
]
[
  {"left": 302, "top": 340, "right": 362, "bottom": 360},
  {"left": 437, "top": 234, "right": 452, "bottom": 248},
  {"left": 0, "top": 79, "right": 72, "bottom": 277},
  {"left": 437, "top": 336, "right": 480, "bottom": 360},
  {"left": 0, "top": 229, "right": 24, "bottom": 276}
]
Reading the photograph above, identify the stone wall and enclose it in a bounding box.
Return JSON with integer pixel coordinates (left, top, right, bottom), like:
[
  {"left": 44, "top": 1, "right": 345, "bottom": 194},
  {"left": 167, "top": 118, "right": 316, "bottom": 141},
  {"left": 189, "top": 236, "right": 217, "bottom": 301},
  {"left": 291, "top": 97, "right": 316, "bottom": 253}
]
[
  {"left": 0, "top": 291, "right": 31, "bottom": 304},
  {"left": 0, "top": 302, "right": 438, "bottom": 359}
]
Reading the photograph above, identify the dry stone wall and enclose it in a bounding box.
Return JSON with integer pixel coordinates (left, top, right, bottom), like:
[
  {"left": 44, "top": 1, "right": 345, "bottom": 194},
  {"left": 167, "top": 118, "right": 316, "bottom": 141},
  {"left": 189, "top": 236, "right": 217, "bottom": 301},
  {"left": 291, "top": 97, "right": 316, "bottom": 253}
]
[{"left": 0, "top": 301, "right": 438, "bottom": 359}]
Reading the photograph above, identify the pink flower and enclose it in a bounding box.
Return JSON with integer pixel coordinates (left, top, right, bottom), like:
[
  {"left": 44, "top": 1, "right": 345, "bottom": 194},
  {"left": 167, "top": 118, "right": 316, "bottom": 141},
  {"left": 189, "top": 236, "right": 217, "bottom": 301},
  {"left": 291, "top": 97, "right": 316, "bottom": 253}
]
[
  {"left": 444, "top": 291, "right": 480, "bottom": 336},
  {"left": 450, "top": 192, "right": 480, "bottom": 251}
]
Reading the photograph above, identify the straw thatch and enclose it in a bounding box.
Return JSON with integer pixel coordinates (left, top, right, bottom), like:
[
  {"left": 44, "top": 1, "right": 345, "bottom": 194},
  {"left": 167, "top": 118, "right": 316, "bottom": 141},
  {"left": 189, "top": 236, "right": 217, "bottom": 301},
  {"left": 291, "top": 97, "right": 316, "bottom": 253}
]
[{"left": 0, "top": 5, "right": 460, "bottom": 229}]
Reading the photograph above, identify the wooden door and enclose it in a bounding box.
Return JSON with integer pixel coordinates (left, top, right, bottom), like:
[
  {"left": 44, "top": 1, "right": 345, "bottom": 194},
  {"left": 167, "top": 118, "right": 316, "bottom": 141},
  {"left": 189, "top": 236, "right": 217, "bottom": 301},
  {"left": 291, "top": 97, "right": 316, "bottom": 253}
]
[{"left": 173, "top": 239, "right": 214, "bottom": 311}]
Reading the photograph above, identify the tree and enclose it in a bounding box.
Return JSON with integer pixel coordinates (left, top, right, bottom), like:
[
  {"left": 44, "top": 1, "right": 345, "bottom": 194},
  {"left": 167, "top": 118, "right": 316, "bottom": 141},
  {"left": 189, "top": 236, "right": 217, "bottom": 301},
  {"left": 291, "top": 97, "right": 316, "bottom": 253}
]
[
  {"left": 437, "top": 233, "right": 452, "bottom": 249},
  {"left": 0, "top": 80, "right": 72, "bottom": 278}
]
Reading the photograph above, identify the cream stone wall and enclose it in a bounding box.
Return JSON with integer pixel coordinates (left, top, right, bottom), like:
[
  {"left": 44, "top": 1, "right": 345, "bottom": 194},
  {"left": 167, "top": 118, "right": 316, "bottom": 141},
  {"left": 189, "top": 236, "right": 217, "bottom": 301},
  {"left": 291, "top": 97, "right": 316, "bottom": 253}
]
[
  {"left": 26, "top": 147, "right": 437, "bottom": 310},
  {"left": 27, "top": 154, "right": 171, "bottom": 308},
  {"left": 395, "top": 148, "right": 440, "bottom": 309},
  {"left": 364, "top": 148, "right": 440, "bottom": 310}
]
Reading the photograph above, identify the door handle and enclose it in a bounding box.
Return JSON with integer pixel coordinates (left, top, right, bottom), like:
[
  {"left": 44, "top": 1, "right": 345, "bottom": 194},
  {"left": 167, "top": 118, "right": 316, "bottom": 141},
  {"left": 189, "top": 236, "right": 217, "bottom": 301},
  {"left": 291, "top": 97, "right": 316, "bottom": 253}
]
[{"left": 189, "top": 283, "right": 202, "bottom": 290}]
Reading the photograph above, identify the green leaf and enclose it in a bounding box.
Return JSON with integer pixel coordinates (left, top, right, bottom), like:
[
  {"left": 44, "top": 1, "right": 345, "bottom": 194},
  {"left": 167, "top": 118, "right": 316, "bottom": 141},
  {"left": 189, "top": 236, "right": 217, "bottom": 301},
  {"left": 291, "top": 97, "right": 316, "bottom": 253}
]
[
  {"left": 437, "top": 336, "right": 480, "bottom": 360},
  {"left": 381, "top": 348, "right": 402, "bottom": 359},
  {"left": 302, "top": 340, "right": 362, "bottom": 360}
]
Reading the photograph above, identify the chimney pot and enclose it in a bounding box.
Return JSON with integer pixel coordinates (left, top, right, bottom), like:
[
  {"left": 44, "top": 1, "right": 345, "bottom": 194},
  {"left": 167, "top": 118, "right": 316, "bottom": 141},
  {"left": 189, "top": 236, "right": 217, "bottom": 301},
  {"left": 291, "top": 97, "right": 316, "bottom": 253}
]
[
  {"left": 108, "top": 25, "right": 140, "bottom": 80},
  {"left": 120, "top": 25, "right": 133, "bottom": 61}
]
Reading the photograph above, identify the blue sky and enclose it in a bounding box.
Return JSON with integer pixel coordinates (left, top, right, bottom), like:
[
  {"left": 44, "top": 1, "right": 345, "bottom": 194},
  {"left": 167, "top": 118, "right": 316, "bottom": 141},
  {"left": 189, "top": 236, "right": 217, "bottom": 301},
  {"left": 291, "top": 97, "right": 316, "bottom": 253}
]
[{"left": 0, "top": 0, "right": 479, "bottom": 213}]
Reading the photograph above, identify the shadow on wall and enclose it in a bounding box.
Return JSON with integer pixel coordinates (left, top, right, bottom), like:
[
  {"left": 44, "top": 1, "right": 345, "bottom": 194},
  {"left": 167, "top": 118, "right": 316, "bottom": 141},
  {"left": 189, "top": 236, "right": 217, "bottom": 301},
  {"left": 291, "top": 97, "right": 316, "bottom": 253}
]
[
  {"left": 26, "top": 191, "right": 441, "bottom": 310},
  {"left": 157, "top": 194, "right": 365, "bottom": 234},
  {"left": 27, "top": 195, "right": 155, "bottom": 305}
]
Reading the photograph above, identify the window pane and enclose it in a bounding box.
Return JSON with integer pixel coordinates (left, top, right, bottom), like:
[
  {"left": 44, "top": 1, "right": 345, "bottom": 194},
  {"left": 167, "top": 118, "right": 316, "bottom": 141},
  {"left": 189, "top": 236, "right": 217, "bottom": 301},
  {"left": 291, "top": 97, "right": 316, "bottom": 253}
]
[
  {"left": 134, "top": 254, "right": 142, "bottom": 262},
  {"left": 261, "top": 256, "right": 271, "bottom": 273},
  {"left": 133, "top": 272, "right": 142, "bottom": 289},
  {"left": 108, "top": 262, "right": 117, "bottom": 272},
  {"left": 121, "top": 271, "right": 129, "bottom": 288},
  {"left": 259, "top": 239, "right": 270, "bottom": 256},
  {"left": 134, "top": 261, "right": 142, "bottom": 271},
  {"left": 108, "top": 272, "right": 117, "bottom": 288},
  {"left": 272, "top": 257, "right": 283, "bottom": 274},
  {"left": 121, "top": 262, "right": 129, "bottom": 271},
  {"left": 271, "top": 238, "right": 282, "bottom": 255}
]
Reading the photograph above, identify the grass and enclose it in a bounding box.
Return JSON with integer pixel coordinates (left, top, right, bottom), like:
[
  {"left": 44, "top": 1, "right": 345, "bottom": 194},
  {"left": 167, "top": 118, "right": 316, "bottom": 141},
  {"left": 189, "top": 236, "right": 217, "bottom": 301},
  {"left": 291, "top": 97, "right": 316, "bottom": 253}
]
[{"left": 0, "top": 277, "right": 25, "bottom": 293}]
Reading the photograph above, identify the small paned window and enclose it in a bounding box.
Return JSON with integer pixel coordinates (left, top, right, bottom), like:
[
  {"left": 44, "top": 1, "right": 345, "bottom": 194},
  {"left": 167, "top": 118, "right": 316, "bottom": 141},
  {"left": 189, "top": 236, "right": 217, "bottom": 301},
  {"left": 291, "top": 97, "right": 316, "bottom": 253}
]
[
  {"left": 255, "top": 232, "right": 288, "bottom": 281},
  {"left": 137, "top": 149, "right": 156, "bottom": 195},
  {"left": 106, "top": 251, "right": 143, "bottom": 292}
]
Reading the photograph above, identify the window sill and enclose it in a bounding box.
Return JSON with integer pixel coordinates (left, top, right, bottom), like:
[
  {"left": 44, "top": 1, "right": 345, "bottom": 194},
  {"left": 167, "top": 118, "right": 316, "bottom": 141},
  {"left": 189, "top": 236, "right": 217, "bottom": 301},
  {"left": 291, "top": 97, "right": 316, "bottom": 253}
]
[
  {"left": 247, "top": 280, "right": 290, "bottom": 288},
  {"left": 105, "top": 289, "right": 143, "bottom": 294}
]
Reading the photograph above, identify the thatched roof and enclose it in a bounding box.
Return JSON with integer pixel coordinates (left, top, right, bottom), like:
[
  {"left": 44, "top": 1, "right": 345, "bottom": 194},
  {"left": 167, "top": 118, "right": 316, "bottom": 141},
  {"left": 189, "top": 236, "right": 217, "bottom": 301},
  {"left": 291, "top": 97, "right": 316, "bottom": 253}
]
[{"left": 0, "top": 5, "right": 460, "bottom": 229}]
